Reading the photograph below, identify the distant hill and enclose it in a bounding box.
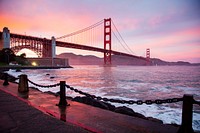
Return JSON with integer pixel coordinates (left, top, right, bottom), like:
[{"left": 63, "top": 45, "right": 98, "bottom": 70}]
[
  {"left": 57, "top": 53, "right": 200, "bottom": 66},
  {"left": 57, "top": 53, "right": 103, "bottom": 65}
]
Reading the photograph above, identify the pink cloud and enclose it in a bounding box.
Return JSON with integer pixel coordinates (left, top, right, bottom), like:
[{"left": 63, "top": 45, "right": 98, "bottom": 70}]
[
  {"left": 129, "top": 25, "right": 200, "bottom": 62},
  {"left": 142, "top": 26, "right": 200, "bottom": 49},
  {"left": 115, "top": 18, "right": 141, "bottom": 31}
]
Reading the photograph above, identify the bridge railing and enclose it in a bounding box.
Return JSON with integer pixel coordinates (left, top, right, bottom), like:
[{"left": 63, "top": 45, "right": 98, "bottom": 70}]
[{"left": 2, "top": 74, "right": 200, "bottom": 133}]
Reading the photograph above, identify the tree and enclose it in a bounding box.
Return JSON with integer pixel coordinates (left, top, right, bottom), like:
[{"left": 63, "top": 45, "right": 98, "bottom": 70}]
[
  {"left": 0, "top": 48, "right": 16, "bottom": 64},
  {"left": 20, "top": 53, "right": 26, "bottom": 58}
]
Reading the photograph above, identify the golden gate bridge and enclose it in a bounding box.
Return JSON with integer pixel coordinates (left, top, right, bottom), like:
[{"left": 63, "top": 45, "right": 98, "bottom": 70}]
[{"left": 0, "top": 18, "right": 150, "bottom": 66}]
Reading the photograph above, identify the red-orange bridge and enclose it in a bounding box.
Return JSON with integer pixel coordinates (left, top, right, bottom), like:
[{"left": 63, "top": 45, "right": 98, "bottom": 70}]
[{"left": 0, "top": 18, "right": 150, "bottom": 65}]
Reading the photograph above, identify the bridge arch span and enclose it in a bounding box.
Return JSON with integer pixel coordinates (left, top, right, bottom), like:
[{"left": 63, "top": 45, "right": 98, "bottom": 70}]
[{"left": 11, "top": 45, "right": 42, "bottom": 57}]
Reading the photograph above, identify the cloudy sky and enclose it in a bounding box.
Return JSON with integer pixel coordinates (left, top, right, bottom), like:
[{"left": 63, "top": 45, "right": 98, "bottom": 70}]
[{"left": 0, "top": 0, "right": 200, "bottom": 63}]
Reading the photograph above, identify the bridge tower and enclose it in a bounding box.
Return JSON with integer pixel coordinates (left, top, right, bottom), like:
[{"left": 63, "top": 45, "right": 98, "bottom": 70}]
[
  {"left": 146, "top": 48, "right": 150, "bottom": 65},
  {"left": 2, "top": 27, "right": 10, "bottom": 49},
  {"left": 51, "top": 36, "right": 56, "bottom": 58},
  {"left": 104, "top": 18, "right": 112, "bottom": 66}
]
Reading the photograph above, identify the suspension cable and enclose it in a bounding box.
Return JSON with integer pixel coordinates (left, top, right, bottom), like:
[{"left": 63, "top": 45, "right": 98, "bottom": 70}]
[
  {"left": 111, "top": 20, "right": 134, "bottom": 54},
  {"left": 111, "top": 29, "right": 130, "bottom": 53},
  {"left": 56, "top": 19, "right": 104, "bottom": 40}
]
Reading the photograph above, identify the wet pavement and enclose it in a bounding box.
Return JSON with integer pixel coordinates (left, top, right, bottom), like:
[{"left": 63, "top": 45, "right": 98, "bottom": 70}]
[
  {"left": 0, "top": 80, "right": 179, "bottom": 133},
  {"left": 0, "top": 84, "right": 90, "bottom": 133}
]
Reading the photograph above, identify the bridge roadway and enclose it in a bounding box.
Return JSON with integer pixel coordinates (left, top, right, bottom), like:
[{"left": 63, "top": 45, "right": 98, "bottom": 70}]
[
  {"left": 0, "top": 80, "right": 179, "bottom": 133},
  {"left": 0, "top": 32, "right": 146, "bottom": 60}
]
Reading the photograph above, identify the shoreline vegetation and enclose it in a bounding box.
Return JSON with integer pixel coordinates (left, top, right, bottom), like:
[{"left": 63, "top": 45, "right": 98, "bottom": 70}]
[{"left": 0, "top": 71, "right": 180, "bottom": 128}]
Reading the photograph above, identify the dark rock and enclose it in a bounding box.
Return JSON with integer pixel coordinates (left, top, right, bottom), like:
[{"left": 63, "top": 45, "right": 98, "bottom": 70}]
[
  {"left": 50, "top": 76, "right": 55, "bottom": 79},
  {"left": 115, "top": 106, "right": 136, "bottom": 116},
  {"left": 29, "top": 87, "right": 40, "bottom": 91},
  {"left": 93, "top": 100, "right": 109, "bottom": 110},
  {"left": 56, "top": 91, "right": 60, "bottom": 96},
  {"left": 167, "top": 123, "right": 180, "bottom": 127},
  {"left": 81, "top": 97, "right": 94, "bottom": 105},
  {"left": 72, "top": 96, "right": 83, "bottom": 103},
  {"left": 72, "top": 96, "right": 109, "bottom": 110},
  {"left": 66, "top": 96, "right": 73, "bottom": 100},
  {"left": 3, "top": 73, "right": 9, "bottom": 86},
  {"left": 102, "top": 102, "right": 116, "bottom": 111},
  {"left": 132, "top": 112, "right": 146, "bottom": 119},
  {"left": 46, "top": 74, "right": 50, "bottom": 76},
  {"left": 16, "top": 69, "right": 21, "bottom": 72},
  {"left": 147, "top": 117, "right": 163, "bottom": 124},
  {"left": 115, "top": 106, "right": 146, "bottom": 119}
]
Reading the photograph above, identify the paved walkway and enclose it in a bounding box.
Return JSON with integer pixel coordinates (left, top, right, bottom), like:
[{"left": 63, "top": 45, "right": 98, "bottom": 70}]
[
  {"left": 0, "top": 80, "right": 179, "bottom": 133},
  {"left": 0, "top": 88, "right": 90, "bottom": 133}
]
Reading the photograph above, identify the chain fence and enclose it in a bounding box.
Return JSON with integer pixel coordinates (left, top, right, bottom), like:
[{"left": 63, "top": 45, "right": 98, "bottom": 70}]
[
  {"left": 27, "top": 78, "right": 200, "bottom": 106},
  {"left": 27, "top": 79, "right": 183, "bottom": 105},
  {"left": 193, "top": 100, "right": 200, "bottom": 106},
  {"left": 65, "top": 83, "right": 183, "bottom": 105},
  {"left": 28, "top": 79, "right": 60, "bottom": 88}
]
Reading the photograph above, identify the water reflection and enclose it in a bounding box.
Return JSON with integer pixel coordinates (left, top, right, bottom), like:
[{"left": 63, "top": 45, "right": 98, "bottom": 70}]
[{"left": 100, "top": 67, "right": 118, "bottom": 95}]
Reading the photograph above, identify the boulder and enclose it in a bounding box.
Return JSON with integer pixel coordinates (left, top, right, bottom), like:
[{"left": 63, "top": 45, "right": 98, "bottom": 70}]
[
  {"left": 72, "top": 96, "right": 109, "bottom": 110},
  {"left": 147, "top": 117, "right": 163, "bottom": 124},
  {"left": 16, "top": 69, "right": 21, "bottom": 72},
  {"left": 115, "top": 106, "right": 136, "bottom": 116},
  {"left": 115, "top": 106, "right": 146, "bottom": 119},
  {"left": 93, "top": 100, "right": 109, "bottom": 110},
  {"left": 72, "top": 96, "right": 83, "bottom": 103},
  {"left": 102, "top": 102, "right": 116, "bottom": 111}
]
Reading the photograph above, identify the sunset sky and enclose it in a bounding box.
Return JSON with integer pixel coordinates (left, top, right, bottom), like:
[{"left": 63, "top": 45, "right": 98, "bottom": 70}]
[{"left": 0, "top": 0, "right": 200, "bottom": 63}]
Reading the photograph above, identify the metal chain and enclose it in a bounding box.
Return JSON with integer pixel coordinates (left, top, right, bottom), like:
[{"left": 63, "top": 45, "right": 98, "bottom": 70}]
[
  {"left": 193, "top": 100, "right": 200, "bottom": 106},
  {"left": 28, "top": 79, "right": 60, "bottom": 88},
  {"left": 65, "top": 84, "right": 183, "bottom": 105}
]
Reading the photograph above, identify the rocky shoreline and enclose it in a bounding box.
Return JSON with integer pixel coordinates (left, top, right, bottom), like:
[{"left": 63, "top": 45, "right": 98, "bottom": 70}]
[
  {"left": 48, "top": 93, "right": 179, "bottom": 127},
  {"left": 72, "top": 96, "right": 163, "bottom": 123}
]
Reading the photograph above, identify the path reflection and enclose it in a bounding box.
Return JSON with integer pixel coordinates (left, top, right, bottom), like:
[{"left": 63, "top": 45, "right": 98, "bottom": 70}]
[
  {"left": 18, "top": 92, "right": 29, "bottom": 99},
  {"left": 59, "top": 107, "right": 66, "bottom": 122}
]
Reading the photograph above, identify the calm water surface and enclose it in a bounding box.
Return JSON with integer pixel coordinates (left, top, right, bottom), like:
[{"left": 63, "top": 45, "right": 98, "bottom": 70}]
[{"left": 8, "top": 65, "right": 200, "bottom": 131}]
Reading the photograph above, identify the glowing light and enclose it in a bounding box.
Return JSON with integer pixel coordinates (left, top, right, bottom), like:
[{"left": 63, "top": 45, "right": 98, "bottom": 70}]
[{"left": 31, "top": 62, "right": 37, "bottom": 66}]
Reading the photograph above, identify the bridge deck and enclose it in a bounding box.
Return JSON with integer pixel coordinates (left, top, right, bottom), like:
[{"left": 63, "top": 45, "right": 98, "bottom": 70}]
[{"left": 0, "top": 31, "right": 146, "bottom": 60}]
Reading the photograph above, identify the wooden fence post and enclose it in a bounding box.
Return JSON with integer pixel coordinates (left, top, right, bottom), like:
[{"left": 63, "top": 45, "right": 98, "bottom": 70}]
[
  {"left": 58, "top": 81, "right": 69, "bottom": 107},
  {"left": 18, "top": 74, "right": 29, "bottom": 93},
  {"left": 178, "top": 94, "right": 194, "bottom": 133}
]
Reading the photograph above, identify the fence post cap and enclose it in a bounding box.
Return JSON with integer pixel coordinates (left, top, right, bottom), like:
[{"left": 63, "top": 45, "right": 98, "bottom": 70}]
[{"left": 183, "top": 94, "right": 194, "bottom": 99}]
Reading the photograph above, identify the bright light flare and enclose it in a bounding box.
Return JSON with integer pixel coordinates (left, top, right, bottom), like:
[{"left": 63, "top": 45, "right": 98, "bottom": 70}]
[{"left": 31, "top": 62, "right": 38, "bottom": 66}]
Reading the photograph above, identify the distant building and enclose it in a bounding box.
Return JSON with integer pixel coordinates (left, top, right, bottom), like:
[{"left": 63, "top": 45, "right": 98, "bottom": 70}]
[{"left": 27, "top": 58, "right": 69, "bottom": 67}]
